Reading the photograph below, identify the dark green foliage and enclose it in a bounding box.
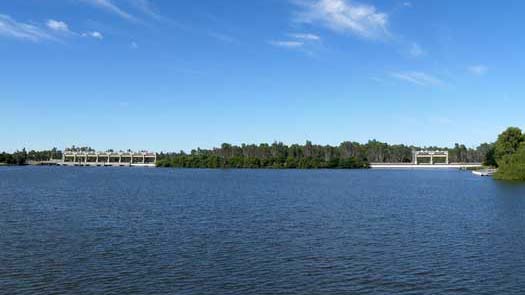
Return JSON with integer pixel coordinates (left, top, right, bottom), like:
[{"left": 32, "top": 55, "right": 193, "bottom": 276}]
[
  {"left": 156, "top": 141, "right": 371, "bottom": 169},
  {"left": 0, "top": 152, "right": 17, "bottom": 165},
  {"left": 494, "top": 146, "right": 525, "bottom": 181},
  {"left": 0, "top": 149, "right": 27, "bottom": 165},
  {"left": 27, "top": 148, "right": 63, "bottom": 162},
  {"left": 0, "top": 148, "right": 62, "bottom": 165},
  {"left": 494, "top": 127, "right": 524, "bottom": 163},
  {"left": 483, "top": 145, "right": 497, "bottom": 167},
  {"left": 491, "top": 127, "right": 525, "bottom": 181}
]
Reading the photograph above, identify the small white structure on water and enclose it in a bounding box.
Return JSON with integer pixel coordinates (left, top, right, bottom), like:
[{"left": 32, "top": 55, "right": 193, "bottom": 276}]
[
  {"left": 413, "top": 150, "right": 449, "bottom": 165},
  {"left": 61, "top": 151, "right": 156, "bottom": 167},
  {"left": 370, "top": 150, "right": 482, "bottom": 169},
  {"left": 472, "top": 169, "right": 497, "bottom": 177}
]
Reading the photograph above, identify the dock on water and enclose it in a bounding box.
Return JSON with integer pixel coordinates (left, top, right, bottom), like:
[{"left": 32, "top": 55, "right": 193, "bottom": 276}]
[{"left": 472, "top": 169, "right": 497, "bottom": 176}]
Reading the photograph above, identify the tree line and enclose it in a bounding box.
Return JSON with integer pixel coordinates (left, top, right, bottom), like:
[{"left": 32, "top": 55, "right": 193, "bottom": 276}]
[
  {"left": 156, "top": 140, "right": 493, "bottom": 169},
  {"left": 0, "top": 148, "right": 63, "bottom": 165},
  {"left": 0, "top": 140, "right": 494, "bottom": 168},
  {"left": 3, "top": 131, "right": 524, "bottom": 180}
]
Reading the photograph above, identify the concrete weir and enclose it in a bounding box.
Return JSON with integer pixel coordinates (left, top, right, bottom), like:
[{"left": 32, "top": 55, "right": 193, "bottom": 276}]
[
  {"left": 370, "top": 163, "right": 483, "bottom": 169},
  {"left": 60, "top": 151, "right": 157, "bottom": 167},
  {"left": 370, "top": 150, "right": 483, "bottom": 169}
]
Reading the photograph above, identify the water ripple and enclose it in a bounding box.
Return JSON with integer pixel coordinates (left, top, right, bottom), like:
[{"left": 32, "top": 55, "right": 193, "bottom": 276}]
[{"left": 2, "top": 167, "right": 525, "bottom": 294}]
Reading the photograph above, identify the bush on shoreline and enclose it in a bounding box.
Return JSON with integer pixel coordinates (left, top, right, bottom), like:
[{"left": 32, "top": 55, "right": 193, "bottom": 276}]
[
  {"left": 494, "top": 146, "right": 525, "bottom": 181},
  {"left": 488, "top": 127, "right": 525, "bottom": 181}
]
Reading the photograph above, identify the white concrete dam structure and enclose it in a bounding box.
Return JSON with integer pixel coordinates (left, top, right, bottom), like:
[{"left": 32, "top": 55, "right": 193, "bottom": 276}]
[
  {"left": 61, "top": 151, "right": 156, "bottom": 167},
  {"left": 413, "top": 150, "right": 449, "bottom": 165},
  {"left": 371, "top": 150, "right": 483, "bottom": 169},
  {"left": 370, "top": 163, "right": 483, "bottom": 169}
]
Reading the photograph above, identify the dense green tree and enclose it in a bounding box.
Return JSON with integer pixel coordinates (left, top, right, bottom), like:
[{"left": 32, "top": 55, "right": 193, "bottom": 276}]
[
  {"left": 0, "top": 152, "right": 14, "bottom": 164},
  {"left": 494, "top": 146, "right": 525, "bottom": 181},
  {"left": 156, "top": 141, "right": 372, "bottom": 169},
  {"left": 494, "top": 127, "right": 524, "bottom": 163},
  {"left": 26, "top": 148, "right": 62, "bottom": 161},
  {"left": 480, "top": 144, "right": 497, "bottom": 167},
  {"left": 12, "top": 149, "right": 27, "bottom": 165}
]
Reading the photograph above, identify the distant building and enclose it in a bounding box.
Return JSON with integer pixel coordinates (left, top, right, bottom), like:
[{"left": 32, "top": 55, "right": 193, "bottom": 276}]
[{"left": 61, "top": 151, "right": 156, "bottom": 167}]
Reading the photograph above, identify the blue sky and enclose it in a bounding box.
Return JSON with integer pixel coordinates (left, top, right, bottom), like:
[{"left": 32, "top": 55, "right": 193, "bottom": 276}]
[{"left": 1, "top": 0, "right": 524, "bottom": 152}]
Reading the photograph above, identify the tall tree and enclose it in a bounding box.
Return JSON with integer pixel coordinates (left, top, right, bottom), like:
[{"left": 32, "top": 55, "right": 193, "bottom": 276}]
[
  {"left": 494, "top": 146, "right": 525, "bottom": 181},
  {"left": 494, "top": 127, "right": 524, "bottom": 163}
]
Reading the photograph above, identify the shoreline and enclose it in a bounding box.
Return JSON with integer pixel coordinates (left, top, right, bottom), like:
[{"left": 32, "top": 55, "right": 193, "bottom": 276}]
[{"left": 369, "top": 163, "right": 483, "bottom": 169}]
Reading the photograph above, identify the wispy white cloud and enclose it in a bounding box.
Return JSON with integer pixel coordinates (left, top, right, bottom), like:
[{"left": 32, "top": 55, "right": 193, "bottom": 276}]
[
  {"left": 46, "top": 19, "right": 70, "bottom": 33},
  {"left": 409, "top": 42, "right": 424, "bottom": 57},
  {"left": 0, "top": 14, "right": 54, "bottom": 42},
  {"left": 47, "top": 19, "right": 104, "bottom": 40},
  {"left": 130, "top": 0, "right": 162, "bottom": 20},
  {"left": 82, "top": 0, "right": 136, "bottom": 21},
  {"left": 289, "top": 33, "right": 321, "bottom": 41},
  {"left": 294, "top": 0, "right": 389, "bottom": 40},
  {"left": 467, "top": 65, "right": 488, "bottom": 76},
  {"left": 390, "top": 71, "right": 444, "bottom": 86},
  {"left": 269, "top": 32, "right": 320, "bottom": 51},
  {"left": 82, "top": 31, "right": 103, "bottom": 39},
  {"left": 130, "top": 41, "right": 138, "bottom": 48},
  {"left": 269, "top": 40, "right": 304, "bottom": 48},
  {"left": 0, "top": 14, "right": 104, "bottom": 43}
]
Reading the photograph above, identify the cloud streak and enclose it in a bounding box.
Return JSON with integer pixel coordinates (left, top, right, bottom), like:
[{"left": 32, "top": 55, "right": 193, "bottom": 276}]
[
  {"left": 82, "top": 31, "right": 104, "bottom": 39},
  {"left": 294, "top": 0, "right": 389, "bottom": 40},
  {"left": 131, "top": 0, "right": 162, "bottom": 20},
  {"left": 390, "top": 71, "right": 444, "bottom": 86},
  {"left": 269, "top": 40, "right": 304, "bottom": 48},
  {"left": 289, "top": 33, "right": 321, "bottom": 41},
  {"left": 0, "top": 14, "right": 54, "bottom": 42},
  {"left": 82, "top": 0, "right": 136, "bottom": 21},
  {"left": 0, "top": 13, "right": 104, "bottom": 43},
  {"left": 269, "top": 31, "right": 321, "bottom": 50}
]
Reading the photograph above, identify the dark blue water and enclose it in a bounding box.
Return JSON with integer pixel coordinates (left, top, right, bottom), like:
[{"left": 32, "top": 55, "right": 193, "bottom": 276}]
[{"left": 2, "top": 167, "right": 525, "bottom": 294}]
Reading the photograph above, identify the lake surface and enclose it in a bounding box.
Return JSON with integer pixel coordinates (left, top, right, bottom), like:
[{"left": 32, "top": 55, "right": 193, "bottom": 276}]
[{"left": 2, "top": 167, "right": 525, "bottom": 294}]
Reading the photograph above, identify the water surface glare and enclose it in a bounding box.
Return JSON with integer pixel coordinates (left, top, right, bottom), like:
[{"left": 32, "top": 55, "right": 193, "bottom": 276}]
[{"left": 2, "top": 167, "right": 525, "bottom": 294}]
